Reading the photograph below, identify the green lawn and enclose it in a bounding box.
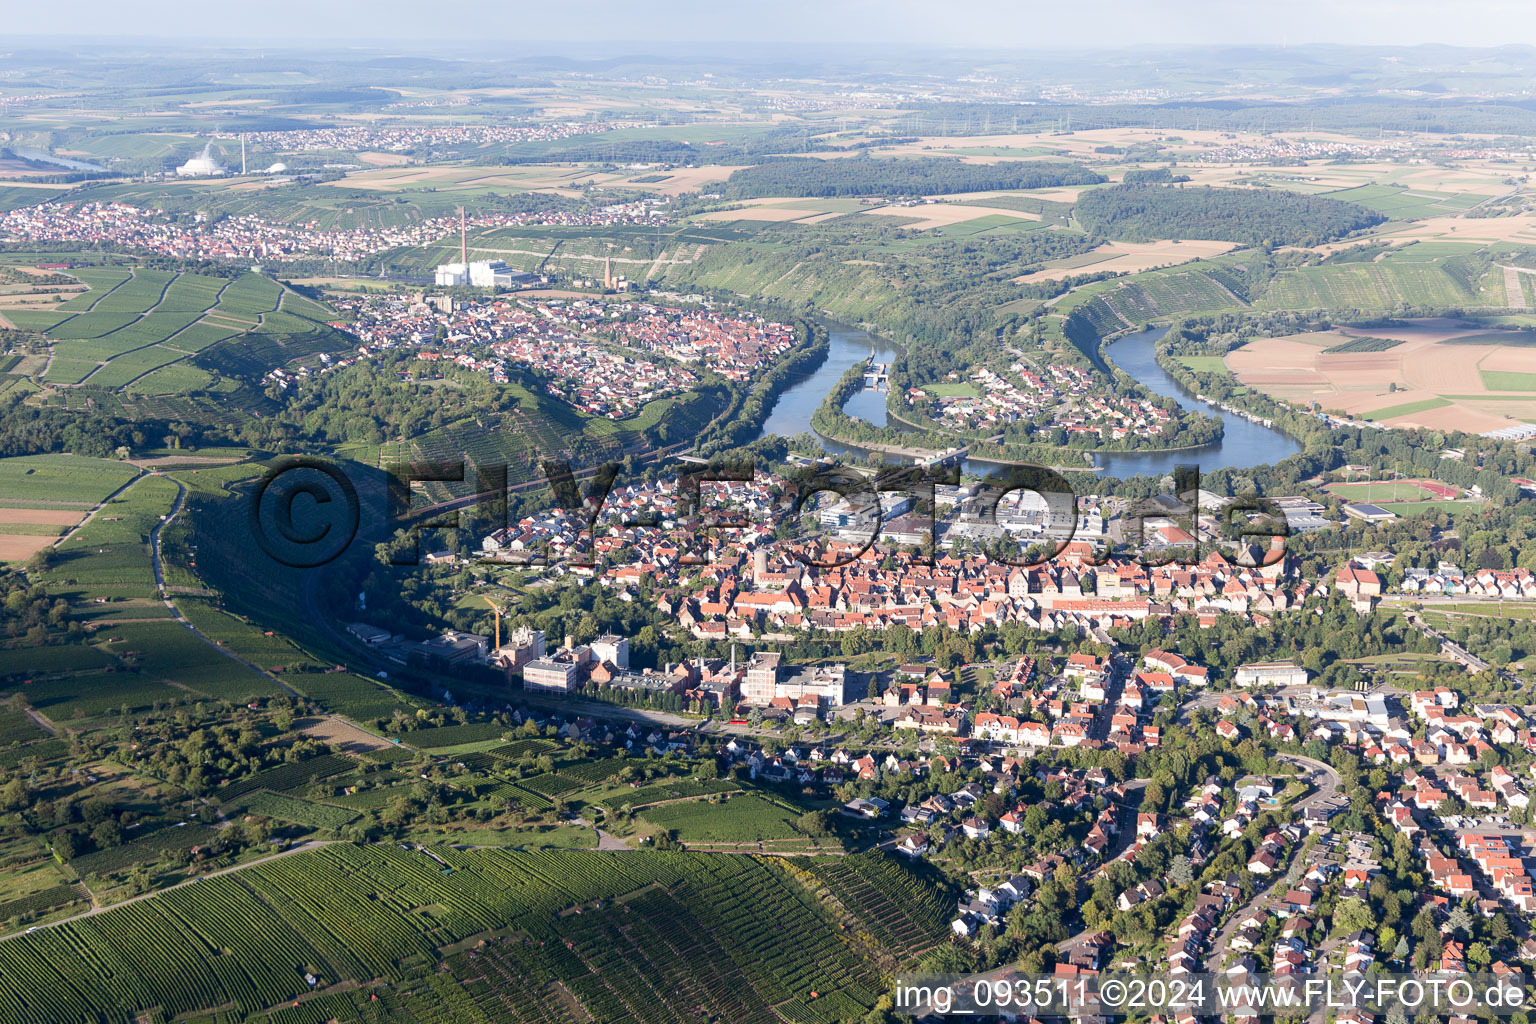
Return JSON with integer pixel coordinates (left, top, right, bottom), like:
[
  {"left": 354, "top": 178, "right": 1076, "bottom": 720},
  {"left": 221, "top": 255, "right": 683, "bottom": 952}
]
[
  {"left": 1435, "top": 602, "right": 1536, "bottom": 619},
  {"left": 924, "top": 381, "right": 980, "bottom": 398}
]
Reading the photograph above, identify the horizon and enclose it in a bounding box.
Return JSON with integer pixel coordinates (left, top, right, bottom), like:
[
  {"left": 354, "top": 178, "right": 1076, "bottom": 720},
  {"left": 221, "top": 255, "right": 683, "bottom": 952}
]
[{"left": 8, "top": 1, "right": 1536, "bottom": 51}]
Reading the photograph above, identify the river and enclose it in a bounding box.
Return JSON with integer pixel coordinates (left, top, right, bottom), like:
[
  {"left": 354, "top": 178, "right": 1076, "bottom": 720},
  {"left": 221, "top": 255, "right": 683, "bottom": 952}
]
[
  {"left": 754, "top": 323, "right": 1302, "bottom": 479},
  {"left": 11, "top": 148, "right": 106, "bottom": 172},
  {"left": 1095, "top": 327, "right": 1302, "bottom": 478},
  {"left": 754, "top": 323, "right": 898, "bottom": 458}
]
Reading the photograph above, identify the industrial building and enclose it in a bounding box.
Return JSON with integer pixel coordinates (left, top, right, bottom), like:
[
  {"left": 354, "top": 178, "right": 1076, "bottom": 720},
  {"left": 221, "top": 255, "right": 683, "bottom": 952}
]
[
  {"left": 176, "top": 142, "right": 225, "bottom": 178},
  {"left": 433, "top": 259, "right": 537, "bottom": 290}
]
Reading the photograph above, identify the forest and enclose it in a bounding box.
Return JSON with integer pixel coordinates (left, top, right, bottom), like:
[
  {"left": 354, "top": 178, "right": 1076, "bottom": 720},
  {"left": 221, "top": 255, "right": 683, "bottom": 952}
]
[
  {"left": 720, "top": 156, "right": 1105, "bottom": 199},
  {"left": 1074, "top": 184, "right": 1387, "bottom": 247}
]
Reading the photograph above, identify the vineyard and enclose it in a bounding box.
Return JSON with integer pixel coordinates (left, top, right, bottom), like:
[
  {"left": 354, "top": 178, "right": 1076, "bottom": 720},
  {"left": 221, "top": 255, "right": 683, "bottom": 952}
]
[
  {"left": 553, "top": 756, "right": 630, "bottom": 786},
  {"left": 12, "top": 265, "right": 349, "bottom": 396},
  {"left": 0, "top": 845, "right": 936, "bottom": 1023},
  {"left": 404, "top": 722, "right": 510, "bottom": 749},
  {"left": 517, "top": 772, "right": 584, "bottom": 799},
  {"left": 600, "top": 777, "right": 741, "bottom": 812},
  {"left": 70, "top": 824, "right": 221, "bottom": 878},
  {"left": 0, "top": 884, "right": 88, "bottom": 923},
  {"left": 807, "top": 855, "right": 952, "bottom": 959},
  {"left": 1256, "top": 260, "right": 1486, "bottom": 311},
  {"left": 216, "top": 754, "right": 357, "bottom": 802},
  {"left": 639, "top": 793, "right": 806, "bottom": 842},
  {"left": 238, "top": 792, "right": 360, "bottom": 830},
  {"left": 487, "top": 738, "right": 556, "bottom": 761}
]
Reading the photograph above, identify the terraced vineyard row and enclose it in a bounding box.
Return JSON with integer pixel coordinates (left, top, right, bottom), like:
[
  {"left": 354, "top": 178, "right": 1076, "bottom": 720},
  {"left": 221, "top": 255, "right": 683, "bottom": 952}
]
[{"left": 808, "top": 854, "right": 951, "bottom": 956}]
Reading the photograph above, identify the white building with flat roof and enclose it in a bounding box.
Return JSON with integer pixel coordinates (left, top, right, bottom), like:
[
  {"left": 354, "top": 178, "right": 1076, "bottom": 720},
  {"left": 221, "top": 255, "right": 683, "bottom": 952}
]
[{"left": 1235, "top": 661, "right": 1309, "bottom": 689}]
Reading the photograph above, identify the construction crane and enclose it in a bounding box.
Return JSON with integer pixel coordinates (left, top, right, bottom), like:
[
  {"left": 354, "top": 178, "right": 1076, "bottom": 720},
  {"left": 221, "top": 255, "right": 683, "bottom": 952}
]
[{"left": 481, "top": 594, "right": 505, "bottom": 651}]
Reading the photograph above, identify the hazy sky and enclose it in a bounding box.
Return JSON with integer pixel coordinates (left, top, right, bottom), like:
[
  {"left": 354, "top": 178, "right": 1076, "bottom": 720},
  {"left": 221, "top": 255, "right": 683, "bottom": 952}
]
[{"left": 10, "top": 0, "right": 1536, "bottom": 49}]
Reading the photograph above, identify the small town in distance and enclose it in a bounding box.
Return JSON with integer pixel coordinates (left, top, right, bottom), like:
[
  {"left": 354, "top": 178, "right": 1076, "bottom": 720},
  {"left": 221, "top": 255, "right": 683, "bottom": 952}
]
[{"left": 10, "top": 11, "right": 1536, "bottom": 1023}]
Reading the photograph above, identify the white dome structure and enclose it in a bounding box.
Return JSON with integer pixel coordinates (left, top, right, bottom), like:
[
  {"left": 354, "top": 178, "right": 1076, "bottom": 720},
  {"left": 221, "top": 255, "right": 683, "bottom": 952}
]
[
  {"left": 264, "top": 162, "right": 288, "bottom": 174},
  {"left": 176, "top": 142, "right": 224, "bottom": 178}
]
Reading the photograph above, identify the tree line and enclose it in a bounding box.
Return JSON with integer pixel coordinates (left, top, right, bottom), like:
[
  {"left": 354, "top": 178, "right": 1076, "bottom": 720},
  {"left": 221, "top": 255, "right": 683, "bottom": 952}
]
[{"left": 720, "top": 156, "right": 1104, "bottom": 199}]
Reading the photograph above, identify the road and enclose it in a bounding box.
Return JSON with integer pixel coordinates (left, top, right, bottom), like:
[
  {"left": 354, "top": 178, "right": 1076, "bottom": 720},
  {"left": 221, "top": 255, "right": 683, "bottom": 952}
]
[
  {"left": 1205, "top": 842, "right": 1307, "bottom": 971},
  {"left": 1202, "top": 753, "right": 1345, "bottom": 967},
  {"left": 24, "top": 709, "right": 56, "bottom": 735},
  {"left": 0, "top": 840, "right": 338, "bottom": 944},
  {"left": 149, "top": 476, "right": 304, "bottom": 700}
]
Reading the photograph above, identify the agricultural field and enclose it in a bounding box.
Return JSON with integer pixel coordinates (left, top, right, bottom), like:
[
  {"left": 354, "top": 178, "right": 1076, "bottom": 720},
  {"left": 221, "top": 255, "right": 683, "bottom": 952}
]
[
  {"left": 236, "top": 792, "right": 360, "bottom": 829},
  {"left": 0, "top": 843, "right": 925, "bottom": 1023},
  {"left": 68, "top": 824, "right": 221, "bottom": 879},
  {"left": 36, "top": 471, "right": 173, "bottom": 598},
  {"left": 9, "top": 267, "right": 340, "bottom": 395},
  {"left": 0, "top": 454, "right": 140, "bottom": 563},
  {"left": 1226, "top": 319, "right": 1536, "bottom": 432},
  {"left": 1016, "top": 239, "right": 1237, "bottom": 282},
  {"left": 1319, "top": 184, "right": 1488, "bottom": 220},
  {"left": 215, "top": 754, "right": 358, "bottom": 803}
]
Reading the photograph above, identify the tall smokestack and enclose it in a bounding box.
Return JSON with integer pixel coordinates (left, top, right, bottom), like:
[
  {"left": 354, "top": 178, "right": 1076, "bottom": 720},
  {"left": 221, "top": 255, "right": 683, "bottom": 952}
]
[
  {"left": 241, "top": 135, "right": 246, "bottom": 175},
  {"left": 459, "top": 207, "right": 467, "bottom": 266}
]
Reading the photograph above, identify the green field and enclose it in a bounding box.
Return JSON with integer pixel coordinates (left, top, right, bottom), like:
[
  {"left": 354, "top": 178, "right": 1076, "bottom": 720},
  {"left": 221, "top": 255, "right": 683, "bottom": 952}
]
[
  {"left": 1359, "top": 396, "right": 1453, "bottom": 421},
  {"left": 1479, "top": 369, "right": 1536, "bottom": 391},
  {"left": 1321, "top": 185, "right": 1486, "bottom": 220},
  {"left": 924, "top": 380, "right": 980, "bottom": 398},
  {"left": 1325, "top": 480, "right": 1452, "bottom": 500},
  {"left": 1177, "top": 355, "right": 1233, "bottom": 373},
  {"left": 1376, "top": 499, "right": 1481, "bottom": 516}
]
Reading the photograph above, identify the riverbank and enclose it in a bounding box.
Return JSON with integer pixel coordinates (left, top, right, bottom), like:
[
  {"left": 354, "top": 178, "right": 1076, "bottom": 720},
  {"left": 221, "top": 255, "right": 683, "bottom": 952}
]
[
  {"left": 1095, "top": 327, "right": 1304, "bottom": 477},
  {"left": 752, "top": 319, "right": 1308, "bottom": 480}
]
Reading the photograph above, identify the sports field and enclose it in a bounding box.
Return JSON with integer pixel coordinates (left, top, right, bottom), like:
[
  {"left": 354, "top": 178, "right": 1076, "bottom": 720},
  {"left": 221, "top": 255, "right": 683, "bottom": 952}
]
[
  {"left": 1226, "top": 319, "right": 1536, "bottom": 432},
  {"left": 1324, "top": 479, "right": 1462, "bottom": 502}
]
